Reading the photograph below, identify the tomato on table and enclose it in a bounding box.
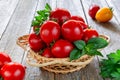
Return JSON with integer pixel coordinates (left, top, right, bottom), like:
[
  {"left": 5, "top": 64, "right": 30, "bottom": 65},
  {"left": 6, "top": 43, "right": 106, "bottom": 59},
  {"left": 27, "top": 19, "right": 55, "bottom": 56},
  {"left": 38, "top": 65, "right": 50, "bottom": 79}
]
[{"left": 70, "top": 16, "right": 85, "bottom": 23}]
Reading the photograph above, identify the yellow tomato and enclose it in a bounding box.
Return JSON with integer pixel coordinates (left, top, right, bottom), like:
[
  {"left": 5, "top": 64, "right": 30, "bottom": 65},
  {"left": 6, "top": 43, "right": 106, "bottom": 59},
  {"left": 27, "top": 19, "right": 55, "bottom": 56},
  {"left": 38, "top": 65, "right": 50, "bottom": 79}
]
[{"left": 95, "top": 7, "right": 113, "bottom": 22}]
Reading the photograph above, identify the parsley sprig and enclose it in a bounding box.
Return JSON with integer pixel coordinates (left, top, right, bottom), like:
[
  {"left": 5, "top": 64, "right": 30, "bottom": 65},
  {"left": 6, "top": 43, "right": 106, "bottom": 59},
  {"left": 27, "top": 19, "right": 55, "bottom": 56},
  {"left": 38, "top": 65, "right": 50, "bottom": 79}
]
[
  {"left": 31, "top": 3, "right": 51, "bottom": 34},
  {"left": 100, "top": 49, "right": 120, "bottom": 80},
  {"left": 70, "top": 37, "right": 108, "bottom": 61}
]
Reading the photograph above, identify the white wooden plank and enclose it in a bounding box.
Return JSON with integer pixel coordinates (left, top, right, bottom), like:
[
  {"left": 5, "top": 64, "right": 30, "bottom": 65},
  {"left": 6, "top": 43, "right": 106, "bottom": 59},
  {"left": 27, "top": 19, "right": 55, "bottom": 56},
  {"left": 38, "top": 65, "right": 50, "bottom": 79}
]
[{"left": 0, "top": 0, "right": 19, "bottom": 38}]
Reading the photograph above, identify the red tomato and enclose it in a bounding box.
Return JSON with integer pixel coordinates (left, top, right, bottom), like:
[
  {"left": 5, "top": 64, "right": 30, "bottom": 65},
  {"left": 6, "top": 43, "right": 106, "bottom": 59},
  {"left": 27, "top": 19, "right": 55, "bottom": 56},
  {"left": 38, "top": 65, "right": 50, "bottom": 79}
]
[
  {"left": 51, "top": 39, "right": 74, "bottom": 58},
  {"left": 88, "top": 4, "right": 100, "bottom": 19},
  {"left": 50, "top": 8, "right": 71, "bottom": 25},
  {"left": 82, "top": 28, "right": 99, "bottom": 42},
  {"left": 70, "top": 16, "right": 85, "bottom": 23},
  {"left": 77, "top": 21, "right": 88, "bottom": 29},
  {"left": 41, "top": 48, "right": 53, "bottom": 58},
  {"left": 61, "top": 20, "right": 83, "bottom": 42},
  {"left": 0, "top": 52, "right": 11, "bottom": 68},
  {"left": 40, "top": 21, "right": 61, "bottom": 45},
  {"left": 28, "top": 33, "right": 46, "bottom": 52},
  {"left": 1, "top": 62, "right": 25, "bottom": 80}
]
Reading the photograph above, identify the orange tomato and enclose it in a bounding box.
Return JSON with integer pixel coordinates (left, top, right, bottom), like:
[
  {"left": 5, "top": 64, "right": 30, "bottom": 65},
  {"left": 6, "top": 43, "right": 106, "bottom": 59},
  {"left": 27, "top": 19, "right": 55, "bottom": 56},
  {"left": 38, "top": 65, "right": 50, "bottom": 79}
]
[{"left": 95, "top": 7, "right": 113, "bottom": 22}]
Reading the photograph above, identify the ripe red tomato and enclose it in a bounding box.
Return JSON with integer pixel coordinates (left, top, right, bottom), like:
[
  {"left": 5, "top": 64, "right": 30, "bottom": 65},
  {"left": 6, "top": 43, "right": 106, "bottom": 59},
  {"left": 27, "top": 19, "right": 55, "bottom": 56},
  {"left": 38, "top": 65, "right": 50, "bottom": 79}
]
[
  {"left": 50, "top": 8, "right": 71, "bottom": 25},
  {"left": 82, "top": 28, "right": 99, "bottom": 42},
  {"left": 41, "top": 48, "right": 53, "bottom": 58},
  {"left": 70, "top": 16, "right": 85, "bottom": 23},
  {"left": 28, "top": 33, "right": 46, "bottom": 52},
  {"left": 77, "top": 21, "right": 88, "bottom": 29},
  {"left": 1, "top": 62, "right": 25, "bottom": 80},
  {"left": 0, "top": 52, "right": 11, "bottom": 68},
  {"left": 61, "top": 20, "right": 83, "bottom": 42},
  {"left": 51, "top": 39, "right": 74, "bottom": 58},
  {"left": 88, "top": 4, "right": 100, "bottom": 19},
  {"left": 40, "top": 21, "right": 61, "bottom": 45}
]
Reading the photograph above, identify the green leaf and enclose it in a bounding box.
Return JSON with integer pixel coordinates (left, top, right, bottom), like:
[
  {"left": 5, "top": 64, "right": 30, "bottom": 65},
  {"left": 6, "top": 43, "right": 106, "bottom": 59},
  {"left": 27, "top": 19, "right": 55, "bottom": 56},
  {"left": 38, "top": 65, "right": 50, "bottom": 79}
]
[
  {"left": 87, "top": 49, "right": 103, "bottom": 56},
  {"left": 70, "top": 48, "right": 82, "bottom": 61},
  {"left": 73, "top": 40, "right": 86, "bottom": 50},
  {"left": 87, "top": 37, "right": 108, "bottom": 49},
  {"left": 35, "top": 16, "right": 42, "bottom": 22},
  {"left": 45, "top": 3, "right": 52, "bottom": 11},
  {"left": 31, "top": 20, "right": 40, "bottom": 26},
  {"left": 111, "top": 71, "right": 120, "bottom": 78},
  {"left": 34, "top": 28, "right": 40, "bottom": 35}
]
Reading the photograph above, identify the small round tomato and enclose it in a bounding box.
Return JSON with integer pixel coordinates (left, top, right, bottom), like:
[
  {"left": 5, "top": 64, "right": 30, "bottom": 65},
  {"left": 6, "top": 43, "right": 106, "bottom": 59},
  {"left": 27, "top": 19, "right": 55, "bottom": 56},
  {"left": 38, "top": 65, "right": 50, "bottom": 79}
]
[
  {"left": 82, "top": 28, "right": 99, "bottom": 42},
  {"left": 77, "top": 21, "right": 88, "bottom": 29},
  {"left": 41, "top": 48, "right": 53, "bottom": 58},
  {"left": 0, "top": 52, "right": 11, "bottom": 68},
  {"left": 28, "top": 33, "right": 46, "bottom": 52},
  {"left": 1, "top": 62, "right": 25, "bottom": 80},
  {"left": 50, "top": 8, "right": 71, "bottom": 25},
  {"left": 40, "top": 21, "right": 61, "bottom": 45},
  {"left": 70, "top": 16, "right": 85, "bottom": 23},
  {"left": 51, "top": 39, "right": 74, "bottom": 58},
  {"left": 61, "top": 20, "right": 83, "bottom": 42},
  {"left": 88, "top": 4, "right": 100, "bottom": 19}
]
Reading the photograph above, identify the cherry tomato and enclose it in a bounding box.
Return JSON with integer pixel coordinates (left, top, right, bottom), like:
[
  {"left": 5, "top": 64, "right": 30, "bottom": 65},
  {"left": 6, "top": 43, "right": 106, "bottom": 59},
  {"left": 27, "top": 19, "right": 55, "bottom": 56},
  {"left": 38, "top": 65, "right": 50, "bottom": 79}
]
[
  {"left": 40, "top": 21, "right": 61, "bottom": 45},
  {"left": 77, "top": 21, "right": 88, "bottom": 29},
  {"left": 0, "top": 52, "right": 11, "bottom": 68},
  {"left": 88, "top": 4, "right": 100, "bottom": 19},
  {"left": 82, "top": 28, "right": 99, "bottom": 42},
  {"left": 41, "top": 48, "right": 53, "bottom": 58},
  {"left": 70, "top": 16, "right": 85, "bottom": 23},
  {"left": 50, "top": 8, "right": 71, "bottom": 25},
  {"left": 28, "top": 33, "right": 46, "bottom": 52},
  {"left": 1, "top": 62, "right": 25, "bottom": 80},
  {"left": 61, "top": 20, "right": 83, "bottom": 42},
  {"left": 51, "top": 39, "right": 74, "bottom": 58}
]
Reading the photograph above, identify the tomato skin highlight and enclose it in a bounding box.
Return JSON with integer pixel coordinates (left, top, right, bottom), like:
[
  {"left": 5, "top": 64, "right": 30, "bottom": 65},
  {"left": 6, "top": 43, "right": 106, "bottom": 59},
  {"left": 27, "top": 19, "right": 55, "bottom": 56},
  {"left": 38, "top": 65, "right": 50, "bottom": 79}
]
[
  {"left": 1, "top": 62, "right": 25, "bottom": 80},
  {"left": 51, "top": 39, "right": 74, "bottom": 58},
  {"left": 42, "top": 48, "right": 53, "bottom": 58},
  {"left": 88, "top": 4, "right": 100, "bottom": 19},
  {"left": 0, "top": 52, "right": 11, "bottom": 68},
  {"left": 28, "top": 33, "right": 46, "bottom": 52},
  {"left": 50, "top": 8, "right": 71, "bottom": 25},
  {"left": 82, "top": 28, "right": 99, "bottom": 42},
  {"left": 40, "top": 21, "right": 61, "bottom": 45},
  {"left": 61, "top": 20, "right": 83, "bottom": 42},
  {"left": 70, "top": 16, "right": 85, "bottom": 23}
]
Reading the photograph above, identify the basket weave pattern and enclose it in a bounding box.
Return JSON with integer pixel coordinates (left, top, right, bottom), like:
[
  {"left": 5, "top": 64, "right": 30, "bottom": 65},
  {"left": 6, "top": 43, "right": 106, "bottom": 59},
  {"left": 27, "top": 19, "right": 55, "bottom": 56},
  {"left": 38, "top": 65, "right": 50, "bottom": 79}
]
[{"left": 17, "top": 34, "right": 110, "bottom": 74}]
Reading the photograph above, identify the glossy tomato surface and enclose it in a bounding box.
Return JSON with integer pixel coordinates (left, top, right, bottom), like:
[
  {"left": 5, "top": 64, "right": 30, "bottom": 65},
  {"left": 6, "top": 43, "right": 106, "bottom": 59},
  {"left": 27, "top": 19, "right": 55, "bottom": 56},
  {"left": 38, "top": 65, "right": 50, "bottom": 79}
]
[
  {"left": 77, "top": 21, "right": 88, "bottom": 30},
  {"left": 28, "top": 33, "right": 46, "bottom": 52},
  {"left": 82, "top": 28, "right": 99, "bottom": 42},
  {"left": 40, "top": 21, "right": 61, "bottom": 45},
  {"left": 41, "top": 48, "right": 53, "bottom": 58},
  {"left": 89, "top": 4, "right": 100, "bottom": 19},
  {"left": 1, "top": 62, "right": 25, "bottom": 80},
  {"left": 51, "top": 39, "right": 74, "bottom": 58},
  {"left": 61, "top": 20, "right": 83, "bottom": 42},
  {"left": 50, "top": 8, "right": 71, "bottom": 25},
  {"left": 70, "top": 16, "right": 85, "bottom": 23},
  {"left": 0, "top": 52, "right": 11, "bottom": 68}
]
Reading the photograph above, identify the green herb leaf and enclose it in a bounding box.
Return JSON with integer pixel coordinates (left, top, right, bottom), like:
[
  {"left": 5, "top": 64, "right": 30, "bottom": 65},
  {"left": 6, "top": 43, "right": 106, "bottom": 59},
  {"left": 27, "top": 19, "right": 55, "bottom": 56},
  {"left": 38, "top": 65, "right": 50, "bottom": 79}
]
[
  {"left": 45, "top": 3, "right": 52, "bottom": 11},
  {"left": 87, "top": 49, "right": 103, "bottom": 56},
  {"left": 34, "top": 28, "right": 40, "bottom": 35},
  {"left": 100, "top": 49, "right": 120, "bottom": 79},
  {"left": 73, "top": 40, "right": 86, "bottom": 50},
  {"left": 70, "top": 48, "right": 82, "bottom": 61},
  {"left": 87, "top": 37, "right": 108, "bottom": 49},
  {"left": 31, "top": 20, "right": 40, "bottom": 26}
]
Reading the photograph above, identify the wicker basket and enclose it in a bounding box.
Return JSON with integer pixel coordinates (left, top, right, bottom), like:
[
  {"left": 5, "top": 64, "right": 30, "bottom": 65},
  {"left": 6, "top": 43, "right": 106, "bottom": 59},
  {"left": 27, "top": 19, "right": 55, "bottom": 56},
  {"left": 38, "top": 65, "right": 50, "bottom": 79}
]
[{"left": 17, "top": 34, "right": 110, "bottom": 74}]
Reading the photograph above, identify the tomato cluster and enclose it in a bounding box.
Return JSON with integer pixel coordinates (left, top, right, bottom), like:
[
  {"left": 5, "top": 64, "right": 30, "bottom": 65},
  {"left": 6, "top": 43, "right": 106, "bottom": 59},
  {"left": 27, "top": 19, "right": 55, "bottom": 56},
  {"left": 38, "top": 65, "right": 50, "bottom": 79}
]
[
  {"left": 30, "top": 8, "right": 99, "bottom": 58},
  {"left": 0, "top": 52, "right": 25, "bottom": 80}
]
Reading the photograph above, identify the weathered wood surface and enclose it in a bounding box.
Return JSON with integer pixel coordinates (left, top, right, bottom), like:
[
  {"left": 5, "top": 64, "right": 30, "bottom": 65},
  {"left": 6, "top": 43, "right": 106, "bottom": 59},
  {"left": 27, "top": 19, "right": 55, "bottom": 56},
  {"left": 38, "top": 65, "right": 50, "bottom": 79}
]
[{"left": 0, "top": 0, "right": 120, "bottom": 80}]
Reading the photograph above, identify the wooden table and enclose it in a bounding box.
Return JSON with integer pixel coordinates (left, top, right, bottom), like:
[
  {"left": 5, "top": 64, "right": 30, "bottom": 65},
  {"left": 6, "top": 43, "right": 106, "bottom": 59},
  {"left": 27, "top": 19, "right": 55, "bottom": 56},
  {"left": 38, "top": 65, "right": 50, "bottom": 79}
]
[{"left": 0, "top": 0, "right": 120, "bottom": 80}]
